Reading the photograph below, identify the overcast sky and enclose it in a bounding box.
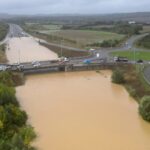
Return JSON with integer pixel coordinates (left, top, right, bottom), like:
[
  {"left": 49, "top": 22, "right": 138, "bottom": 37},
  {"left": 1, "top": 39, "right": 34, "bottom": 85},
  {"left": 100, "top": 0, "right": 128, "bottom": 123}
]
[{"left": 0, "top": 0, "right": 150, "bottom": 14}]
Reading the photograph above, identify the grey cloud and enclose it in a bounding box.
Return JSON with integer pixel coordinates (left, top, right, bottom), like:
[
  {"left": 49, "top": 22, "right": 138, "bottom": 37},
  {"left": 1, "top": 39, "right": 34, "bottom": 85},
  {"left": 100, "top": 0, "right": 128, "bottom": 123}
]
[{"left": 0, "top": 0, "right": 149, "bottom": 14}]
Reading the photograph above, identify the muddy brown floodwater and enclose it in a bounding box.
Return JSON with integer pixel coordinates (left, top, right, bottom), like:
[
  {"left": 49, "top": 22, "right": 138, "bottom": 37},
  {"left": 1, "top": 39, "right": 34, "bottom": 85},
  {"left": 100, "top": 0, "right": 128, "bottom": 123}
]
[
  {"left": 6, "top": 37, "right": 58, "bottom": 63},
  {"left": 7, "top": 37, "right": 150, "bottom": 150},
  {"left": 16, "top": 71, "right": 150, "bottom": 150}
]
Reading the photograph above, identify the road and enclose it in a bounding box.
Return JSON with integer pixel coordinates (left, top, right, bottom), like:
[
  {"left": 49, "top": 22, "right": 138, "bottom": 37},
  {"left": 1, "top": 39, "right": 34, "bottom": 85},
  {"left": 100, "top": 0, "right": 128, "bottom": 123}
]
[
  {"left": 8, "top": 24, "right": 29, "bottom": 38},
  {"left": 0, "top": 24, "right": 29, "bottom": 45},
  {"left": 0, "top": 24, "right": 150, "bottom": 72},
  {"left": 95, "top": 33, "right": 149, "bottom": 60}
]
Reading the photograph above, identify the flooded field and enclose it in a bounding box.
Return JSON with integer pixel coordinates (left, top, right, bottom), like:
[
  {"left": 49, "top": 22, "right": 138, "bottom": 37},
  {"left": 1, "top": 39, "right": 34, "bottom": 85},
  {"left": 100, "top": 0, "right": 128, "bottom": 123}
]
[
  {"left": 16, "top": 71, "right": 150, "bottom": 150},
  {"left": 6, "top": 37, "right": 58, "bottom": 63}
]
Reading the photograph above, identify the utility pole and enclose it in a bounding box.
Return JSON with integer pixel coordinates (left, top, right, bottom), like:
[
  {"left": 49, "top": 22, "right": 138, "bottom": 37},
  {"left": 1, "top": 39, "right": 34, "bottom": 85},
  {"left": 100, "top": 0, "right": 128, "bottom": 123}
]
[
  {"left": 60, "top": 40, "right": 63, "bottom": 57},
  {"left": 133, "top": 47, "right": 136, "bottom": 64},
  {"left": 18, "top": 50, "right": 21, "bottom": 64}
]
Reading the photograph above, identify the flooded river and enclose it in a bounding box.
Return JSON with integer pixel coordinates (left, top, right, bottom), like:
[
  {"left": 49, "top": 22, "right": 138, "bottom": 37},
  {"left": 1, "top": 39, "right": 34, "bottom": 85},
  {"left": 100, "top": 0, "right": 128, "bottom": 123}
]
[
  {"left": 7, "top": 37, "right": 150, "bottom": 150},
  {"left": 16, "top": 71, "right": 150, "bottom": 150}
]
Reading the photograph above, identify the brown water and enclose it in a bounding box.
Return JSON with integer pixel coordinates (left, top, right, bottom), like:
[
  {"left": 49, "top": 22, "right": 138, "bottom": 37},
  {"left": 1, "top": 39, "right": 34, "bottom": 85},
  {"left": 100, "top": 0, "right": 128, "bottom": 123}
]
[
  {"left": 6, "top": 37, "right": 58, "bottom": 63},
  {"left": 16, "top": 71, "right": 150, "bottom": 150}
]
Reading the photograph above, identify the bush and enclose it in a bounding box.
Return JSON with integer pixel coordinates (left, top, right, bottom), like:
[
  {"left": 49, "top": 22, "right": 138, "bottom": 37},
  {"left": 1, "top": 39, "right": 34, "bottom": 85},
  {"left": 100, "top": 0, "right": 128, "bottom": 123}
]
[
  {"left": 125, "top": 85, "right": 137, "bottom": 97},
  {"left": 139, "top": 96, "right": 150, "bottom": 122},
  {"left": 112, "top": 69, "right": 125, "bottom": 84}
]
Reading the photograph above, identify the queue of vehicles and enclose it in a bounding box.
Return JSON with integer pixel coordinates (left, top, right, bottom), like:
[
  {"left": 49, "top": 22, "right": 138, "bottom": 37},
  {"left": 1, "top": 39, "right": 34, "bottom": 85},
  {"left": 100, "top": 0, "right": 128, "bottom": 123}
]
[{"left": 0, "top": 57, "right": 70, "bottom": 72}]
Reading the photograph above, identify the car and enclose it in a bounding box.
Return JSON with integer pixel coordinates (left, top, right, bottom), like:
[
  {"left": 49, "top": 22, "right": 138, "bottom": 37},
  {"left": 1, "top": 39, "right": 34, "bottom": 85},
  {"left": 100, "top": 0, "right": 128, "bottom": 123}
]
[
  {"left": 17, "top": 65, "right": 24, "bottom": 70},
  {"left": 137, "top": 59, "right": 143, "bottom": 63},
  {"left": 64, "top": 57, "right": 69, "bottom": 62},
  {"left": 32, "top": 61, "right": 39, "bottom": 65},
  {"left": 83, "top": 59, "right": 92, "bottom": 64},
  {"left": 33, "top": 62, "right": 41, "bottom": 68},
  {"left": 0, "top": 65, "right": 11, "bottom": 71},
  {"left": 0, "top": 65, "right": 6, "bottom": 71}
]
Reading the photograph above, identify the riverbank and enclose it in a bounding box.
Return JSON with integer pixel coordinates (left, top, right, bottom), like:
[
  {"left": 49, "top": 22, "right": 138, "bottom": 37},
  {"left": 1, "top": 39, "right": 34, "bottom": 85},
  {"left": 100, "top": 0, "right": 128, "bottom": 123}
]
[
  {"left": 110, "top": 64, "right": 150, "bottom": 102},
  {"left": 0, "top": 71, "right": 36, "bottom": 149}
]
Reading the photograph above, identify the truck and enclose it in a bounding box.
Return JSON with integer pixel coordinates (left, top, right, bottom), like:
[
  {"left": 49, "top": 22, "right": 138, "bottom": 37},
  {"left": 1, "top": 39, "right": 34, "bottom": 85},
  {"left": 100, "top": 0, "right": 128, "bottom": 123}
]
[{"left": 114, "top": 56, "right": 128, "bottom": 62}]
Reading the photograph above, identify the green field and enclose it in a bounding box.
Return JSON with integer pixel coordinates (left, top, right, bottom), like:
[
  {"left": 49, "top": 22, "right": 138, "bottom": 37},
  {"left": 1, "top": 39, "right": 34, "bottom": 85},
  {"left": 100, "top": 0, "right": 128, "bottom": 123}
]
[
  {"left": 111, "top": 50, "right": 150, "bottom": 61},
  {"left": 25, "top": 23, "right": 125, "bottom": 49},
  {"left": 41, "top": 30, "right": 125, "bottom": 48},
  {"left": 141, "top": 25, "right": 150, "bottom": 33},
  {"left": 42, "top": 30, "right": 124, "bottom": 41}
]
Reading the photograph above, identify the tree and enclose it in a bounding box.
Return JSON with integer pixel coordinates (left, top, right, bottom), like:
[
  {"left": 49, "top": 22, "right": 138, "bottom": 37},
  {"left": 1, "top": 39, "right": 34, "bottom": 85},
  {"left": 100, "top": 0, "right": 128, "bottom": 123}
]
[
  {"left": 111, "top": 69, "right": 125, "bottom": 84},
  {"left": 0, "top": 72, "right": 14, "bottom": 86},
  {"left": 5, "top": 104, "right": 27, "bottom": 127},
  {"left": 0, "top": 84, "right": 18, "bottom": 106},
  {"left": 19, "top": 126, "right": 36, "bottom": 146},
  {"left": 139, "top": 96, "right": 150, "bottom": 122}
]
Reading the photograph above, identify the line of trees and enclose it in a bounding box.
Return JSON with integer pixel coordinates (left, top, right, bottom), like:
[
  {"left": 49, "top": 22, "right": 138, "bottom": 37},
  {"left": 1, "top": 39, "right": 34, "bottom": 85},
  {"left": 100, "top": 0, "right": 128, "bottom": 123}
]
[
  {"left": 0, "top": 72, "right": 36, "bottom": 149},
  {"left": 62, "top": 23, "right": 143, "bottom": 36},
  {"left": 87, "top": 39, "right": 121, "bottom": 48},
  {"left": 100, "top": 24, "right": 143, "bottom": 35}
]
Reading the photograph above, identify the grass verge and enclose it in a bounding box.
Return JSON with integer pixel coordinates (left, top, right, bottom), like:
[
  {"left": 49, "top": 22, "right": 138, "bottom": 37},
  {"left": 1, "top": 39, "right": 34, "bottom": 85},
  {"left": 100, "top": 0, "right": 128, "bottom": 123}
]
[
  {"left": 39, "top": 42, "right": 90, "bottom": 58},
  {"left": 111, "top": 50, "right": 150, "bottom": 61}
]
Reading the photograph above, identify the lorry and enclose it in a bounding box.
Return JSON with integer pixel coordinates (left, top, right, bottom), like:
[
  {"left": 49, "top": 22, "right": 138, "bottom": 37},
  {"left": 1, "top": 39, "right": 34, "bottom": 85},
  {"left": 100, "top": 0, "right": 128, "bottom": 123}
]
[{"left": 114, "top": 56, "right": 128, "bottom": 62}]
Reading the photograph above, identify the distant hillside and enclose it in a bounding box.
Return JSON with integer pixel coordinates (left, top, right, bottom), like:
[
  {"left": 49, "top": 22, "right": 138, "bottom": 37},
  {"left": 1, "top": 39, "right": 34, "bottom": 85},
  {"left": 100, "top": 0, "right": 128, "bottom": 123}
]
[
  {"left": 0, "top": 13, "right": 13, "bottom": 19},
  {"left": 1, "top": 12, "right": 150, "bottom": 24},
  {"left": 100, "top": 12, "right": 150, "bottom": 23}
]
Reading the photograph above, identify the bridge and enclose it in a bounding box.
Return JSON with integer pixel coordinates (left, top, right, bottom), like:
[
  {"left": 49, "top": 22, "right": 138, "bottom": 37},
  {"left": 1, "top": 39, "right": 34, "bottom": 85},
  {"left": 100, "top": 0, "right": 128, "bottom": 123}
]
[{"left": 0, "top": 57, "right": 114, "bottom": 74}]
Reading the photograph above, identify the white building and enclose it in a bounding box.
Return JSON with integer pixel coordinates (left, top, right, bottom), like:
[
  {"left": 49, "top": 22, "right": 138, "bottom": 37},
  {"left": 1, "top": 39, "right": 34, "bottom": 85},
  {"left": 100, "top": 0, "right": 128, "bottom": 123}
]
[{"left": 128, "top": 21, "right": 136, "bottom": 24}]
